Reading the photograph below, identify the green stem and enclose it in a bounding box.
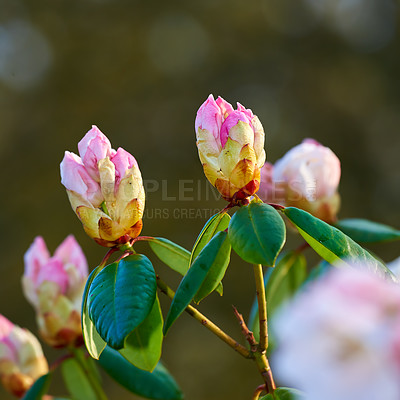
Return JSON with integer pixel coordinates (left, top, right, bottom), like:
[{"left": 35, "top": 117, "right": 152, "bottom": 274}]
[
  {"left": 253, "top": 264, "right": 268, "bottom": 352},
  {"left": 69, "top": 347, "right": 108, "bottom": 400},
  {"left": 254, "top": 352, "right": 276, "bottom": 395},
  {"left": 156, "top": 276, "right": 251, "bottom": 359}
]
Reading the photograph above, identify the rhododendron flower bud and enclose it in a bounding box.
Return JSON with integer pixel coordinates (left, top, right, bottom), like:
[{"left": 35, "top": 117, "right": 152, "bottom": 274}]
[
  {"left": 22, "top": 236, "right": 88, "bottom": 348},
  {"left": 273, "top": 267, "right": 400, "bottom": 400},
  {"left": 259, "top": 139, "right": 341, "bottom": 223},
  {"left": 60, "top": 126, "right": 145, "bottom": 247},
  {"left": 0, "top": 315, "right": 48, "bottom": 397},
  {"left": 195, "top": 95, "right": 266, "bottom": 202}
]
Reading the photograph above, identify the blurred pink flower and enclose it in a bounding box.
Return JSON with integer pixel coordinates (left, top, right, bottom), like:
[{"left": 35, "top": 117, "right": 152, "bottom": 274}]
[
  {"left": 273, "top": 267, "right": 400, "bottom": 400},
  {"left": 195, "top": 95, "right": 266, "bottom": 202},
  {"left": 60, "top": 125, "right": 145, "bottom": 247},
  {"left": 22, "top": 235, "right": 88, "bottom": 348},
  {"left": 259, "top": 139, "right": 341, "bottom": 223},
  {"left": 0, "top": 315, "right": 48, "bottom": 397}
]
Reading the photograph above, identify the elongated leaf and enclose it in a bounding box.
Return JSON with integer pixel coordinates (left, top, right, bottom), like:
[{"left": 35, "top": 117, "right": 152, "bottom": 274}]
[
  {"left": 61, "top": 358, "right": 97, "bottom": 400},
  {"left": 190, "top": 212, "right": 230, "bottom": 264},
  {"left": 22, "top": 373, "right": 52, "bottom": 400},
  {"left": 249, "top": 252, "right": 307, "bottom": 342},
  {"left": 148, "top": 238, "right": 190, "bottom": 275},
  {"left": 163, "top": 231, "right": 230, "bottom": 334},
  {"left": 193, "top": 232, "right": 231, "bottom": 303},
  {"left": 82, "top": 266, "right": 106, "bottom": 359},
  {"left": 283, "top": 207, "right": 396, "bottom": 281},
  {"left": 98, "top": 347, "right": 183, "bottom": 400},
  {"left": 120, "top": 295, "right": 163, "bottom": 372},
  {"left": 190, "top": 213, "right": 230, "bottom": 296},
  {"left": 335, "top": 218, "right": 400, "bottom": 243},
  {"left": 228, "top": 203, "right": 286, "bottom": 266},
  {"left": 88, "top": 254, "right": 157, "bottom": 349},
  {"left": 261, "top": 387, "right": 305, "bottom": 400}
]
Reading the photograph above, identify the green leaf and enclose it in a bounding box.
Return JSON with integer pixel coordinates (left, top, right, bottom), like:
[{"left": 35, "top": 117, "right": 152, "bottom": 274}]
[
  {"left": 228, "top": 203, "right": 286, "bottom": 266},
  {"left": 88, "top": 254, "right": 157, "bottom": 349},
  {"left": 148, "top": 238, "right": 190, "bottom": 276},
  {"left": 22, "top": 373, "right": 52, "bottom": 400},
  {"left": 335, "top": 218, "right": 400, "bottom": 243},
  {"left": 249, "top": 252, "right": 307, "bottom": 342},
  {"left": 190, "top": 212, "right": 230, "bottom": 265},
  {"left": 82, "top": 266, "right": 106, "bottom": 359},
  {"left": 61, "top": 358, "right": 97, "bottom": 400},
  {"left": 260, "top": 387, "right": 305, "bottom": 400},
  {"left": 190, "top": 212, "right": 230, "bottom": 297},
  {"left": 120, "top": 295, "right": 163, "bottom": 372},
  {"left": 98, "top": 347, "right": 183, "bottom": 400},
  {"left": 193, "top": 232, "right": 231, "bottom": 303},
  {"left": 163, "top": 231, "right": 230, "bottom": 334},
  {"left": 283, "top": 207, "right": 396, "bottom": 281}
]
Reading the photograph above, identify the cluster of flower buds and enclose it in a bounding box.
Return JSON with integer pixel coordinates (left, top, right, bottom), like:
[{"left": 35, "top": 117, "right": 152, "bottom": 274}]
[
  {"left": 273, "top": 267, "right": 400, "bottom": 400},
  {"left": 258, "top": 139, "right": 341, "bottom": 223},
  {"left": 195, "top": 95, "right": 266, "bottom": 203},
  {"left": 0, "top": 315, "right": 48, "bottom": 397},
  {"left": 22, "top": 235, "right": 88, "bottom": 348},
  {"left": 60, "top": 126, "right": 145, "bottom": 247}
]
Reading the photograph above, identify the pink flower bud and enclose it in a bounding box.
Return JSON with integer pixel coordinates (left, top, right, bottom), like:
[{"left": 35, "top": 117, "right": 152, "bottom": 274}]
[
  {"left": 195, "top": 95, "right": 266, "bottom": 202},
  {"left": 273, "top": 267, "right": 400, "bottom": 400},
  {"left": 22, "top": 236, "right": 88, "bottom": 348},
  {"left": 259, "top": 139, "right": 341, "bottom": 223},
  {"left": 60, "top": 126, "right": 145, "bottom": 247},
  {"left": 0, "top": 315, "right": 48, "bottom": 398}
]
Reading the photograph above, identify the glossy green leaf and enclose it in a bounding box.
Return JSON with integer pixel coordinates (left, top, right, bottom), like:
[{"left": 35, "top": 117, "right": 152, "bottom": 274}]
[
  {"left": 193, "top": 232, "right": 231, "bottom": 303},
  {"left": 88, "top": 254, "right": 157, "bottom": 349},
  {"left": 260, "top": 387, "right": 305, "bottom": 400},
  {"left": 22, "top": 373, "right": 52, "bottom": 400},
  {"left": 163, "top": 231, "right": 230, "bottom": 334},
  {"left": 190, "top": 213, "right": 230, "bottom": 296},
  {"left": 120, "top": 295, "right": 163, "bottom": 372},
  {"left": 190, "top": 212, "right": 230, "bottom": 264},
  {"left": 61, "top": 358, "right": 97, "bottom": 400},
  {"left": 283, "top": 207, "right": 396, "bottom": 281},
  {"left": 98, "top": 347, "right": 183, "bottom": 400},
  {"left": 228, "top": 203, "right": 286, "bottom": 266},
  {"left": 249, "top": 252, "right": 307, "bottom": 342},
  {"left": 148, "top": 238, "right": 190, "bottom": 276},
  {"left": 335, "top": 218, "right": 400, "bottom": 243},
  {"left": 82, "top": 266, "right": 106, "bottom": 359}
]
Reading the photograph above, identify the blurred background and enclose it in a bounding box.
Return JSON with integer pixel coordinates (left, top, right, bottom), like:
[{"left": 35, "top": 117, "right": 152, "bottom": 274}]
[{"left": 0, "top": 0, "right": 399, "bottom": 398}]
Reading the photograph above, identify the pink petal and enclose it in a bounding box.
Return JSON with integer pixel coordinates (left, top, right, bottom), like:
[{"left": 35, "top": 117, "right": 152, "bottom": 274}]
[
  {"left": 220, "top": 110, "right": 253, "bottom": 148},
  {"left": 60, "top": 151, "right": 103, "bottom": 206},
  {"left": 0, "top": 315, "right": 14, "bottom": 339},
  {"left": 53, "top": 235, "right": 88, "bottom": 278},
  {"left": 111, "top": 147, "right": 138, "bottom": 188},
  {"left": 195, "top": 94, "right": 225, "bottom": 142},
  {"left": 24, "top": 237, "right": 50, "bottom": 283},
  {"left": 36, "top": 259, "right": 69, "bottom": 294}
]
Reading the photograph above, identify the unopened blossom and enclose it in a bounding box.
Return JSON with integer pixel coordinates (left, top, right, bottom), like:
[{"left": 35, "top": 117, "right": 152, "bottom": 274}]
[
  {"left": 195, "top": 95, "right": 266, "bottom": 202},
  {"left": 273, "top": 267, "right": 400, "bottom": 400},
  {"left": 0, "top": 315, "right": 48, "bottom": 397},
  {"left": 60, "top": 126, "right": 145, "bottom": 247},
  {"left": 259, "top": 139, "right": 340, "bottom": 223},
  {"left": 22, "top": 235, "right": 88, "bottom": 348}
]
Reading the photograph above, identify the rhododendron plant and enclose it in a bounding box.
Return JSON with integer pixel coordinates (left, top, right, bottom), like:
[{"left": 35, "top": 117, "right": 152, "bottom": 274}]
[
  {"left": 195, "top": 95, "right": 266, "bottom": 202},
  {"left": 22, "top": 235, "right": 88, "bottom": 348},
  {"left": 1, "top": 97, "right": 399, "bottom": 400},
  {"left": 60, "top": 126, "right": 145, "bottom": 247},
  {"left": 0, "top": 315, "right": 48, "bottom": 398}
]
